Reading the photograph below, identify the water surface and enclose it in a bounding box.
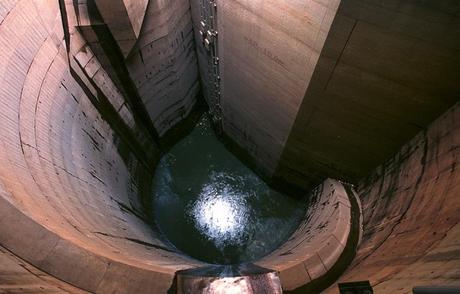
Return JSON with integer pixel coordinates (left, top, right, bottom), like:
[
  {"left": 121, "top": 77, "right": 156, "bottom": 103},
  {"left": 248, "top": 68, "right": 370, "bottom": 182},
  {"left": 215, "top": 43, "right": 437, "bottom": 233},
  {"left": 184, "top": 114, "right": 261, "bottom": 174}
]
[{"left": 152, "top": 115, "right": 306, "bottom": 264}]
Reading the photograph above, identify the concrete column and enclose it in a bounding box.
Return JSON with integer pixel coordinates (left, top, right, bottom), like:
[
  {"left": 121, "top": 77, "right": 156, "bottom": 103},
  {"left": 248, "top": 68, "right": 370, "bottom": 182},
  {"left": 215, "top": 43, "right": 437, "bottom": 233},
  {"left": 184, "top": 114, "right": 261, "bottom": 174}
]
[
  {"left": 274, "top": 0, "right": 460, "bottom": 190},
  {"left": 191, "top": 0, "right": 341, "bottom": 177}
]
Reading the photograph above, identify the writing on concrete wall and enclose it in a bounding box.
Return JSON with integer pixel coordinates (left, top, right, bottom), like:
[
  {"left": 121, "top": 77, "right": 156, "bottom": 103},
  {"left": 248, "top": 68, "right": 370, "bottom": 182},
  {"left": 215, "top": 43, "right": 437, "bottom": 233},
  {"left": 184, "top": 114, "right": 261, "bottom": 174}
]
[{"left": 244, "top": 36, "right": 286, "bottom": 69}]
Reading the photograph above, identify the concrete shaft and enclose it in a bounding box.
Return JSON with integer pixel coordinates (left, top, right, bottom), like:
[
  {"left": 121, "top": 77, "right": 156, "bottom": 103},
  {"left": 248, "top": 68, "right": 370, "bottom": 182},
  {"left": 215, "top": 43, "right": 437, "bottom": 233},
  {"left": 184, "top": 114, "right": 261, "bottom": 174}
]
[
  {"left": 0, "top": 1, "right": 203, "bottom": 292},
  {"left": 0, "top": 0, "right": 459, "bottom": 293}
]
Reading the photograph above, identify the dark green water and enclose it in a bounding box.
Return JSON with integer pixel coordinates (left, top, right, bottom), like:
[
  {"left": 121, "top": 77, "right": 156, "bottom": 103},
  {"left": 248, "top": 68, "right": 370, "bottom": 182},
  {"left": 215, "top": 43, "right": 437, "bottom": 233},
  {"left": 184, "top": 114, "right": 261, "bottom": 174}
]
[{"left": 152, "top": 115, "right": 306, "bottom": 264}]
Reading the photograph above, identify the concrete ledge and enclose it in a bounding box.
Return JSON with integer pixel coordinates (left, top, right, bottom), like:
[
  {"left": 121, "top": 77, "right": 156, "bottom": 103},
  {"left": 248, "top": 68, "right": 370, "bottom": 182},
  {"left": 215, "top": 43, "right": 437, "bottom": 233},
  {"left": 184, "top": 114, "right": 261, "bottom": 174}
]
[{"left": 256, "top": 178, "right": 360, "bottom": 291}]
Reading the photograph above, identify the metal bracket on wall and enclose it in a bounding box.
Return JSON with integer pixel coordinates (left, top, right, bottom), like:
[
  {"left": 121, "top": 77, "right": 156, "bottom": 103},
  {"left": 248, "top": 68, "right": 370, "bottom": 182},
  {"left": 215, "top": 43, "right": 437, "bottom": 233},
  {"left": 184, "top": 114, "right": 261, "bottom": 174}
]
[{"left": 200, "top": 0, "right": 222, "bottom": 132}]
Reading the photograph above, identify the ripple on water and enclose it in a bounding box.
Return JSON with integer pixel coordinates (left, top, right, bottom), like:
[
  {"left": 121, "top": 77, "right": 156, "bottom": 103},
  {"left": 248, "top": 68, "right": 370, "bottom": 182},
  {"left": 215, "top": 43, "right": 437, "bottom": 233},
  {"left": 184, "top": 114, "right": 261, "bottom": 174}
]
[
  {"left": 152, "top": 115, "right": 306, "bottom": 264},
  {"left": 190, "top": 172, "right": 252, "bottom": 248}
]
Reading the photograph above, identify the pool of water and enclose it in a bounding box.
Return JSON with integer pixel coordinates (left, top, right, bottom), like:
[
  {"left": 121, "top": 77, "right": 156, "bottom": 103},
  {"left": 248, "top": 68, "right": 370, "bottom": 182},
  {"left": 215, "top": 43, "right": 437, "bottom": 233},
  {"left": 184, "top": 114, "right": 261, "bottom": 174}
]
[{"left": 151, "top": 115, "right": 307, "bottom": 264}]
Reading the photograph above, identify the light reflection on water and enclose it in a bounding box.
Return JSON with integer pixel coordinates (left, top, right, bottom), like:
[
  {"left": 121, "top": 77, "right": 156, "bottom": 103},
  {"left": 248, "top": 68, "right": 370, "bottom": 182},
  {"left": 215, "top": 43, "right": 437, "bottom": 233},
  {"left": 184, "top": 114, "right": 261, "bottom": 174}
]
[
  {"left": 190, "top": 172, "right": 251, "bottom": 248},
  {"left": 152, "top": 115, "right": 306, "bottom": 264}
]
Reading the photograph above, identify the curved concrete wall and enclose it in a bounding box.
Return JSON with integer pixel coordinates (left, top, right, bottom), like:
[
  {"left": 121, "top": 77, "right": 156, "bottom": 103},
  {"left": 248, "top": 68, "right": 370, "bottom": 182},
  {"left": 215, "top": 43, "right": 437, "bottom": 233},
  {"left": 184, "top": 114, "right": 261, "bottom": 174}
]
[
  {"left": 1, "top": 0, "right": 459, "bottom": 293},
  {"left": 0, "top": 1, "right": 204, "bottom": 292},
  {"left": 256, "top": 179, "right": 359, "bottom": 291},
  {"left": 326, "top": 102, "right": 460, "bottom": 292}
]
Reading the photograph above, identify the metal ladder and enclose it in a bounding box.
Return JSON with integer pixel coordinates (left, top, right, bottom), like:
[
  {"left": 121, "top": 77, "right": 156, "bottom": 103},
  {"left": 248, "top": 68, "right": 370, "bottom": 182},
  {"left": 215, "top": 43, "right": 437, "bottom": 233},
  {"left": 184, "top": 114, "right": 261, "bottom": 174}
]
[{"left": 199, "top": 0, "right": 222, "bottom": 132}]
